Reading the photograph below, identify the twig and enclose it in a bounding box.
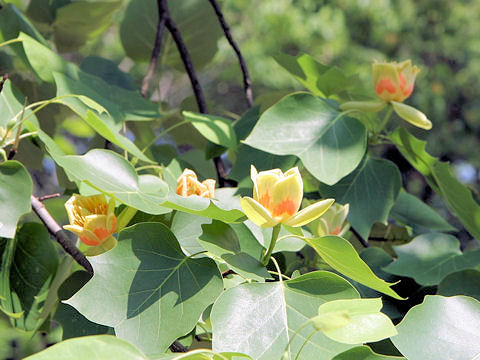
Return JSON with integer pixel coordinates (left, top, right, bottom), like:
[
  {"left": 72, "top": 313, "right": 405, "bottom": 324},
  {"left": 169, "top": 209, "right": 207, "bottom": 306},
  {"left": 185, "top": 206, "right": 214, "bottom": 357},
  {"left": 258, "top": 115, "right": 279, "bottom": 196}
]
[
  {"left": 208, "top": 0, "right": 253, "bottom": 107},
  {"left": 0, "top": 73, "right": 7, "bottom": 93},
  {"left": 140, "top": 7, "right": 167, "bottom": 98},
  {"left": 30, "top": 196, "right": 94, "bottom": 275},
  {"left": 349, "top": 226, "right": 370, "bottom": 248},
  {"left": 7, "top": 97, "right": 26, "bottom": 160},
  {"left": 38, "top": 193, "right": 61, "bottom": 202}
]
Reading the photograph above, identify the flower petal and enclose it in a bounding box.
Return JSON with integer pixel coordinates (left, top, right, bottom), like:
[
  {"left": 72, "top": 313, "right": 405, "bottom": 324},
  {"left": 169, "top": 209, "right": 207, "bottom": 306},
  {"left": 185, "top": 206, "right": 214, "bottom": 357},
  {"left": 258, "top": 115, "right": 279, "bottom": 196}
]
[
  {"left": 240, "top": 197, "right": 278, "bottom": 228},
  {"left": 391, "top": 101, "right": 432, "bottom": 130},
  {"left": 284, "top": 198, "right": 335, "bottom": 227},
  {"left": 340, "top": 100, "right": 386, "bottom": 113},
  {"left": 253, "top": 168, "right": 283, "bottom": 210},
  {"left": 270, "top": 167, "right": 303, "bottom": 221}
]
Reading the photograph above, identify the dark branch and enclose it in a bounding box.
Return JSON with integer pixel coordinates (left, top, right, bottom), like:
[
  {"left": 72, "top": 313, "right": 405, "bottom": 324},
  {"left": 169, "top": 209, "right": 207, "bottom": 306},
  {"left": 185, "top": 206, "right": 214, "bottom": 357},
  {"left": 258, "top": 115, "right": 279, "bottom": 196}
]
[
  {"left": 208, "top": 0, "right": 253, "bottom": 108},
  {"left": 169, "top": 340, "right": 188, "bottom": 353},
  {"left": 31, "top": 196, "right": 94, "bottom": 275},
  {"left": 161, "top": 0, "right": 207, "bottom": 114},
  {"left": 349, "top": 226, "right": 370, "bottom": 248},
  {"left": 140, "top": 8, "right": 167, "bottom": 98},
  {"left": 0, "top": 73, "right": 7, "bottom": 94}
]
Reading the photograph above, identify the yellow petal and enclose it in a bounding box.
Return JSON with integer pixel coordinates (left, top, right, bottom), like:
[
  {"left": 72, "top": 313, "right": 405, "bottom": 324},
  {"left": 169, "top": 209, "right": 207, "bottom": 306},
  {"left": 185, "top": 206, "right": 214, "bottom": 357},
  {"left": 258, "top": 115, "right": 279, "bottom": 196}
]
[
  {"left": 253, "top": 168, "right": 283, "bottom": 211},
  {"left": 284, "top": 198, "right": 335, "bottom": 227},
  {"left": 240, "top": 197, "right": 278, "bottom": 228},
  {"left": 391, "top": 101, "right": 432, "bottom": 130},
  {"left": 340, "top": 100, "right": 386, "bottom": 113},
  {"left": 270, "top": 167, "right": 303, "bottom": 222}
]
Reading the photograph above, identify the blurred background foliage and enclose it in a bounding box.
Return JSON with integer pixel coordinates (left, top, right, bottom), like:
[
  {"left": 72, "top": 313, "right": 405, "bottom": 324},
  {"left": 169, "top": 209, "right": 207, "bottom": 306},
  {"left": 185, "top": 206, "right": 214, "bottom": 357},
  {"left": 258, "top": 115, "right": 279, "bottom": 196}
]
[{"left": 0, "top": 0, "right": 478, "bottom": 197}]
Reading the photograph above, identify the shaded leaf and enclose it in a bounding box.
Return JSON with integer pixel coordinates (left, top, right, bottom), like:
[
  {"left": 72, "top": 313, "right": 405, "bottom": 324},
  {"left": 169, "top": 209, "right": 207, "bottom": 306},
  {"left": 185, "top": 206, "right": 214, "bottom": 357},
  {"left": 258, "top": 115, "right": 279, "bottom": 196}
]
[
  {"left": 198, "top": 221, "right": 270, "bottom": 281},
  {"left": 319, "top": 157, "right": 401, "bottom": 240},
  {"left": 390, "top": 127, "right": 480, "bottom": 242},
  {"left": 183, "top": 111, "right": 237, "bottom": 150},
  {"left": 390, "top": 190, "right": 456, "bottom": 233},
  {"left": 437, "top": 269, "right": 480, "bottom": 301},
  {"left": 383, "top": 233, "right": 480, "bottom": 286}
]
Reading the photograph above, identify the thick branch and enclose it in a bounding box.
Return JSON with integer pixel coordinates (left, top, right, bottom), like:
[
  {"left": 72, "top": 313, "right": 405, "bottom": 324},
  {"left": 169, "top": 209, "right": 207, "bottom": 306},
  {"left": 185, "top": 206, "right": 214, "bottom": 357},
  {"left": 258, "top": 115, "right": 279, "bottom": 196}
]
[
  {"left": 31, "top": 196, "right": 93, "bottom": 275},
  {"left": 140, "top": 10, "right": 167, "bottom": 98},
  {"left": 208, "top": 0, "right": 253, "bottom": 108}
]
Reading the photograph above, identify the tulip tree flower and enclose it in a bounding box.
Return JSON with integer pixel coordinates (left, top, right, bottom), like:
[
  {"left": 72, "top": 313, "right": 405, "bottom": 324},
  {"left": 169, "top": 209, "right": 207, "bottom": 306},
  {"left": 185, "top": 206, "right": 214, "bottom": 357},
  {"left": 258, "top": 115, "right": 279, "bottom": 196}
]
[
  {"left": 341, "top": 60, "right": 432, "bottom": 130},
  {"left": 176, "top": 168, "right": 216, "bottom": 198},
  {"left": 240, "top": 166, "right": 334, "bottom": 265},
  {"left": 312, "top": 203, "right": 350, "bottom": 237},
  {"left": 64, "top": 194, "right": 117, "bottom": 252}
]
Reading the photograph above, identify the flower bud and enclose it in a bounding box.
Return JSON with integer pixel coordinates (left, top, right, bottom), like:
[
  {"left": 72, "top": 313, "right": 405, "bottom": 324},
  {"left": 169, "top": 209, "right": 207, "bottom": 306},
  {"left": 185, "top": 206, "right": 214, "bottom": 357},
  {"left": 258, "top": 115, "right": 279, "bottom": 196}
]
[
  {"left": 373, "top": 60, "right": 419, "bottom": 102},
  {"left": 314, "top": 203, "right": 350, "bottom": 237},
  {"left": 64, "top": 194, "right": 117, "bottom": 246},
  {"left": 176, "top": 169, "right": 216, "bottom": 198}
]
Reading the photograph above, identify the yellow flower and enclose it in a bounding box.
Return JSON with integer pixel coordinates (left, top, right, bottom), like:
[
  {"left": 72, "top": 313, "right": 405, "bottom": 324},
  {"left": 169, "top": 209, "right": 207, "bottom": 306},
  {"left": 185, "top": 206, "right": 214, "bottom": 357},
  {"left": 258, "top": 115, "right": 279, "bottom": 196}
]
[
  {"left": 176, "top": 169, "right": 216, "bottom": 198},
  {"left": 64, "top": 194, "right": 117, "bottom": 246},
  {"left": 373, "top": 60, "right": 419, "bottom": 103},
  {"left": 240, "top": 166, "right": 334, "bottom": 228},
  {"left": 340, "top": 60, "right": 432, "bottom": 130}
]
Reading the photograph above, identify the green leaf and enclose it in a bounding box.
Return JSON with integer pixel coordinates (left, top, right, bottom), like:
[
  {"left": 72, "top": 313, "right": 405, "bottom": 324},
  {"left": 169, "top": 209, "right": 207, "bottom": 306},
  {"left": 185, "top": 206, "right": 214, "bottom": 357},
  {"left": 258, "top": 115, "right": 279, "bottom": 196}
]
[
  {"left": 52, "top": 1, "right": 122, "bottom": 52},
  {"left": 382, "top": 233, "right": 480, "bottom": 286},
  {"left": 0, "top": 161, "right": 32, "bottom": 238},
  {"left": 23, "top": 335, "right": 148, "bottom": 360},
  {"left": 273, "top": 53, "right": 359, "bottom": 97},
  {"left": 303, "top": 236, "right": 403, "bottom": 300},
  {"left": 0, "top": 4, "right": 48, "bottom": 64},
  {"left": 0, "top": 79, "right": 39, "bottom": 132},
  {"left": 390, "top": 127, "right": 480, "bottom": 242},
  {"left": 170, "top": 211, "right": 212, "bottom": 256},
  {"left": 37, "top": 135, "right": 170, "bottom": 215},
  {"left": 211, "top": 271, "right": 359, "bottom": 360},
  {"left": 315, "top": 298, "right": 397, "bottom": 344},
  {"left": 66, "top": 223, "right": 223, "bottom": 354},
  {"left": 244, "top": 93, "right": 367, "bottom": 185},
  {"left": 390, "top": 190, "right": 456, "bottom": 233},
  {"left": 182, "top": 111, "right": 237, "bottom": 150},
  {"left": 162, "top": 188, "right": 246, "bottom": 223},
  {"left": 0, "top": 223, "right": 58, "bottom": 331},
  {"left": 437, "top": 270, "right": 480, "bottom": 301},
  {"left": 332, "top": 346, "right": 405, "bottom": 360},
  {"left": 18, "top": 33, "right": 160, "bottom": 122},
  {"left": 319, "top": 157, "right": 401, "bottom": 240},
  {"left": 119, "top": 0, "right": 222, "bottom": 70},
  {"left": 81, "top": 56, "right": 135, "bottom": 91},
  {"left": 198, "top": 221, "right": 271, "bottom": 281},
  {"left": 391, "top": 295, "right": 480, "bottom": 360}
]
